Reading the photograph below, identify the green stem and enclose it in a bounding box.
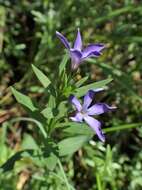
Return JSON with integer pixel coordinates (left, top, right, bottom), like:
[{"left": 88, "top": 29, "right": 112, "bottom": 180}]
[
  {"left": 10, "top": 117, "right": 47, "bottom": 139},
  {"left": 104, "top": 123, "right": 142, "bottom": 133},
  {"left": 58, "top": 159, "right": 71, "bottom": 190},
  {"left": 96, "top": 173, "right": 103, "bottom": 190}
]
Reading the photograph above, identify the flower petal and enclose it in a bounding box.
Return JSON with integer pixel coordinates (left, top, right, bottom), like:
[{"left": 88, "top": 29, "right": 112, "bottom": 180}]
[
  {"left": 73, "top": 28, "right": 82, "bottom": 51},
  {"left": 70, "top": 112, "right": 83, "bottom": 123},
  {"left": 84, "top": 116, "right": 105, "bottom": 142},
  {"left": 87, "top": 103, "right": 117, "bottom": 116},
  {"left": 82, "top": 88, "right": 105, "bottom": 111},
  {"left": 70, "top": 49, "right": 82, "bottom": 70},
  {"left": 56, "top": 31, "right": 70, "bottom": 49},
  {"left": 69, "top": 95, "right": 82, "bottom": 111},
  {"left": 82, "top": 44, "right": 105, "bottom": 59},
  {"left": 82, "top": 90, "right": 95, "bottom": 111}
]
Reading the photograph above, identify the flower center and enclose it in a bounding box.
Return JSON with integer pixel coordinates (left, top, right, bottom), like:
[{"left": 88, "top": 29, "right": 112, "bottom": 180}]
[{"left": 81, "top": 110, "right": 87, "bottom": 117}]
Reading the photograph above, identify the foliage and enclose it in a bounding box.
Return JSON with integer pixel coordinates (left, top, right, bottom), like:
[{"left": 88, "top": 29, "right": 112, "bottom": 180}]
[{"left": 0, "top": 0, "right": 142, "bottom": 190}]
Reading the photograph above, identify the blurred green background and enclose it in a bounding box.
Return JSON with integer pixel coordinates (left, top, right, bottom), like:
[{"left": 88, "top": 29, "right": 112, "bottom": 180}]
[{"left": 0, "top": 0, "right": 142, "bottom": 189}]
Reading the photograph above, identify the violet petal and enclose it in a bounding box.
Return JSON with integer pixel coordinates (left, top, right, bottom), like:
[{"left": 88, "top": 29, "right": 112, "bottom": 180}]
[
  {"left": 82, "top": 44, "right": 105, "bottom": 59},
  {"left": 84, "top": 115, "right": 105, "bottom": 142},
  {"left": 70, "top": 49, "right": 82, "bottom": 70},
  {"left": 87, "top": 103, "right": 117, "bottom": 116},
  {"left": 73, "top": 28, "right": 82, "bottom": 51},
  {"left": 82, "top": 90, "right": 95, "bottom": 111},
  {"left": 69, "top": 95, "right": 82, "bottom": 111},
  {"left": 70, "top": 112, "right": 83, "bottom": 123},
  {"left": 56, "top": 31, "right": 70, "bottom": 49}
]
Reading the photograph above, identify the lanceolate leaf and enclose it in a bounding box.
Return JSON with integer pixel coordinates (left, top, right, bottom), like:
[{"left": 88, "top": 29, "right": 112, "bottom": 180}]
[
  {"left": 58, "top": 135, "right": 91, "bottom": 156},
  {"left": 63, "top": 122, "right": 92, "bottom": 135},
  {"left": 11, "top": 87, "right": 37, "bottom": 111},
  {"left": 75, "top": 78, "right": 112, "bottom": 97},
  {"left": 32, "top": 64, "right": 51, "bottom": 88},
  {"left": 75, "top": 76, "right": 88, "bottom": 87},
  {"left": 41, "top": 107, "right": 54, "bottom": 119},
  {"left": 59, "top": 53, "right": 69, "bottom": 75},
  {"left": 45, "top": 153, "right": 58, "bottom": 171},
  {"left": 22, "top": 133, "right": 39, "bottom": 150}
]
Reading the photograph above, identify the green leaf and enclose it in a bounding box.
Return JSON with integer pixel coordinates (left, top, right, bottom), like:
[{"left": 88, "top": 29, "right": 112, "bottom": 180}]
[
  {"left": 41, "top": 107, "right": 54, "bottom": 119},
  {"left": 48, "top": 94, "right": 56, "bottom": 109},
  {"left": 75, "top": 78, "right": 112, "bottom": 97},
  {"left": 1, "top": 143, "right": 58, "bottom": 172},
  {"left": 31, "top": 10, "right": 46, "bottom": 24},
  {"left": 63, "top": 122, "right": 92, "bottom": 135},
  {"left": 56, "top": 101, "right": 67, "bottom": 119},
  {"left": 0, "top": 150, "right": 34, "bottom": 172},
  {"left": 11, "top": 87, "right": 37, "bottom": 111},
  {"left": 45, "top": 153, "right": 58, "bottom": 171},
  {"left": 75, "top": 76, "right": 88, "bottom": 87},
  {"left": 58, "top": 135, "right": 90, "bottom": 156},
  {"left": 32, "top": 64, "right": 51, "bottom": 88},
  {"left": 41, "top": 141, "right": 58, "bottom": 170},
  {"left": 22, "top": 134, "right": 39, "bottom": 150},
  {"left": 59, "top": 53, "right": 69, "bottom": 75}
]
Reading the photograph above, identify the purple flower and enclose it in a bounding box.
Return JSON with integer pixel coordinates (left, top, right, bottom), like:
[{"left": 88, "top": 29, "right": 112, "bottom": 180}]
[
  {"left": 69, "top": 89, "right": 116, "bottom": 142},
  {"left": 56, "top": 29, "right": 105, "bottom": 70}
]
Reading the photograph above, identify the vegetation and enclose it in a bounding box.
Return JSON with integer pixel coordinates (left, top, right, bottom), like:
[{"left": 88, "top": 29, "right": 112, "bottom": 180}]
[{"left": 0, "top": 0, "right": 142, "bottom": 189}]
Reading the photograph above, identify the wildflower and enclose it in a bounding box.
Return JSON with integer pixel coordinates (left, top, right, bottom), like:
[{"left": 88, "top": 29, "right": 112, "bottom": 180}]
[
  {"left": 69, "top": 89, "right": 116, "bottom": 142},
  {"left": 56, "top": 29, "right": 105, "bottom": 70}
]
